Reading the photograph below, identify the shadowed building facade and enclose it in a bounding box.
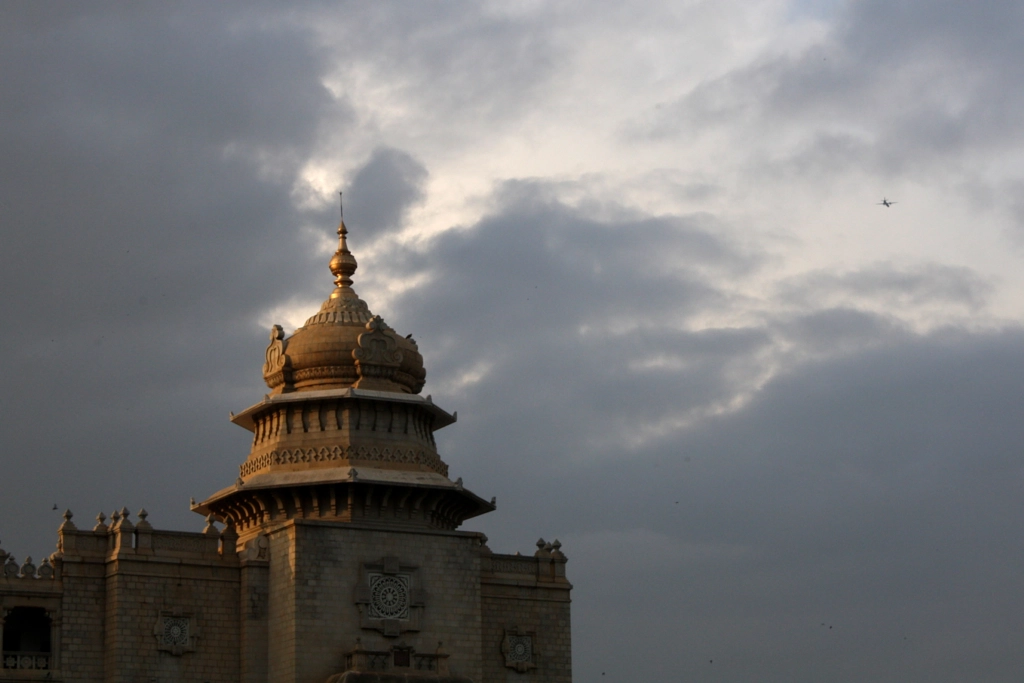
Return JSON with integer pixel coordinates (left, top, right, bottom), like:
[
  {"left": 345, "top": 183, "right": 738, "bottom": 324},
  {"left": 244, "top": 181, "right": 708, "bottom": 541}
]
[{"left": 0, "top": 214, "right": 572, "bottom": 683}]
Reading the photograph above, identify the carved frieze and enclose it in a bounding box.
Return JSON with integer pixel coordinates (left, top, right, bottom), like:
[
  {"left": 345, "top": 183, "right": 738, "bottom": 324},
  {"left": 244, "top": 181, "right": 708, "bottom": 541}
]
[{"left": 239, "top": 445, "right": 448, "bottom": 478}]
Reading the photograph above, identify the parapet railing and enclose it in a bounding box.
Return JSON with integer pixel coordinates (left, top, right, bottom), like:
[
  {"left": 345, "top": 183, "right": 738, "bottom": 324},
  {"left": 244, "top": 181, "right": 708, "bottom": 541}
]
[
  {"left": 480, "top": 539, "right": 569, "bottom": 582},
  {"left": 53, "top": 509, "right": 238, "bottom": 562},
  {"left": 0, "top": 555, "right": 56, "bottom": 580},
  {"left": 2, "top": 651, "right": 51, "bottom": 670}
]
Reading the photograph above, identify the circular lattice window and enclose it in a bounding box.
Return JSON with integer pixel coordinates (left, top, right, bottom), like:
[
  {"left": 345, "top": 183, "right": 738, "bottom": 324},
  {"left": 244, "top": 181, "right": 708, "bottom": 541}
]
[
  {"left": 369, "top": 574, "right": 410, "bottom": 619},
  {"left": 507, "top": 636, "right": 533, "bottom": 663},
  {"left": 163, "top": 617, "right": 190, "bottom": 646}
]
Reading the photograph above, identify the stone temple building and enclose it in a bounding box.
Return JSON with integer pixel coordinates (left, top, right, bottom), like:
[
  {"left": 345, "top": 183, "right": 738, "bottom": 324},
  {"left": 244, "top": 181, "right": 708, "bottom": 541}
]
[{"left": 0, "top": 214, "right": 572, "bottom": 682}]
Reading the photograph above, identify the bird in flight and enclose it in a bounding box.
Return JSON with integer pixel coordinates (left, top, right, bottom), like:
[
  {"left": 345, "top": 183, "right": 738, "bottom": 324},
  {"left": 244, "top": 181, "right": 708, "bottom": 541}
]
[{"left": 877, "top": 197, "right": 897, "bottom": 207}]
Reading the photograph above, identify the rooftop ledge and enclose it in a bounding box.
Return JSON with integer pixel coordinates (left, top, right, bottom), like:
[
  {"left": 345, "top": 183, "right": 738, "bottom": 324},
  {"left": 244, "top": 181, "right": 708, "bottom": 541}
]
[
  {"left": 193, "top": 466, "right": 495, "bottom": 520},
  {"left": 229, "top": 387, "right": 457, "bottom": 432}
]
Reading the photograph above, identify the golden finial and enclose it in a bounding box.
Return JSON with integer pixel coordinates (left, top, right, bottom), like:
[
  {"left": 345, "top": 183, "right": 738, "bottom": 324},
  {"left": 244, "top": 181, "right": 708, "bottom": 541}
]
[{"left": 329, "top": 192, "right": 358, "bottom": 297}]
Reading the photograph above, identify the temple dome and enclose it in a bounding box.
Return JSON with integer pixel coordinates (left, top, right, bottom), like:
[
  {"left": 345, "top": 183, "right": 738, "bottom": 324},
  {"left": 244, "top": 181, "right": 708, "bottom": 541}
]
[{"left": 262, "top": 214, "right": 426, "bottom": 395}]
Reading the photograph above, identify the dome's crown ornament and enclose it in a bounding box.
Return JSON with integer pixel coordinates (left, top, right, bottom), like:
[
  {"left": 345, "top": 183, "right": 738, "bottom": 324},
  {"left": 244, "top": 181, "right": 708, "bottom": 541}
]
[
  {"left": 329, "top": 196, "right": 358, "bottom": 294},
  {"left": 260, "top": 195, "right": 425, "bottom": 395}
]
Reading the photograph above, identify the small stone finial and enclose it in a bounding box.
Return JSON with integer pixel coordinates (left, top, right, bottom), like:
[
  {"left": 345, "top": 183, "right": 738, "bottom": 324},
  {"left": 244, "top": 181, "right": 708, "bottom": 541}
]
[
  {"left": 203, "top": 514, "right": 219, "bottom": 536},
  {"left": 38, "top": 557, "right": 54, "bottom": 579},
  {"left": 135, "top": 508, "right": 153, "bottom": 532},
  {"left": 551, "top": 539, "right": 566, "bottom": 560},
  {"left": 190, "top": 497, "right": 197, "bottom": 507},
  {"left": 20, "top": 556, "right": 36, "bottom": 578},
  {"left": 114, "top": 508, "right": 133, "bottom": 533},
  {"left": 236, "top": 477, "right": 245, "bottom": 488},
  {"left": 454, "top": 477, "right": 463, "bottom": 490},
  {"left": 4, "top": 556, "right": 19, "bottom": 577},
  {"left": 535, "top": 538, "right": 551, "bottom": 558},
  {"left": 536, "top": 538, "right": 546, "bottom": 550},
  {"left": 329, "top": 192, "right": 358, "bottom": 295},
  {"left": 59, "top": 509, "right": 77, "bottom": 532},
  {"left": 110, "top": 510, "right": 121, "bottom": 524},
  {"left": 94, "top": 512, "right": 108, "bottom": 531}
]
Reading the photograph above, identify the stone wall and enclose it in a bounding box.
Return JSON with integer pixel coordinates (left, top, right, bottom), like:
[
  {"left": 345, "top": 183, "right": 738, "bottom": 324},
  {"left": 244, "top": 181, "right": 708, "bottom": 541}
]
[
  {"left": 479, "top": 546, "right": 572, "bottom": 683},
  {"left": 103, "top": 520, "right": 241, "bottom": 683},
  {"left": 60, "top": 550, "right": 107, "bottom": 682},
  {"left": 3, "top": 515, "right": 573, "bottom": 683},
  {"left": 35, "top": 511, "right": 242, "bottom": 683},
  {"left": 265, "top": 520, "right": 486, "bottom": 683}
]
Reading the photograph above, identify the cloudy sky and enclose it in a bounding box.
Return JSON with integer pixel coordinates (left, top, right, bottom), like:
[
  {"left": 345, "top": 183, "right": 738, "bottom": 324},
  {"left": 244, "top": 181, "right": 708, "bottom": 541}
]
[{"left": 2, "top": 1, "right": 1023, "bottom": 680}]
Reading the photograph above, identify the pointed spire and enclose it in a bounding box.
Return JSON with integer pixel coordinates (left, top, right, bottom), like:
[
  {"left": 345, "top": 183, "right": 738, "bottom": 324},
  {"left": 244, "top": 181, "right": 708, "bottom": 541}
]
[{"left": 329, "top": 192, "right": 358, "bottom": 297}]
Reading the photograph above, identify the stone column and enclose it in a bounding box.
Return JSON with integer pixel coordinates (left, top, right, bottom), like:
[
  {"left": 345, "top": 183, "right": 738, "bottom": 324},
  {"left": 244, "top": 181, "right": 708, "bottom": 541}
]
[{"left": 47, "top": 608, "right": 61, "bottom": 672}]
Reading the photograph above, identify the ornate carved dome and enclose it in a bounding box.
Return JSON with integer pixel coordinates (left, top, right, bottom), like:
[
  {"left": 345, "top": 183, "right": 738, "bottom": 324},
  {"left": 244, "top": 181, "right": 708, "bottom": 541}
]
[{"left": 262, "top": 214, "right": 426, "bottom": 395}]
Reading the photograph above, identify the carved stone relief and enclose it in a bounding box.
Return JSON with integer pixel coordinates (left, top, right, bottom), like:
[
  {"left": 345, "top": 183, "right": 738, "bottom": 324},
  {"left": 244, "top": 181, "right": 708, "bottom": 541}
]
[
  {"left": 354, "top": 556, "right": 424, "bottom": 637},
  {"left": 153, "top": 610, "right": 199, "bottom": 656},
  {"left": 502, "top": 628, "right": 538, "bottom": 673},
  {"left": 353, "top": 316, "right": 402, "bottom": 390},
  {"left": 262, "top": 324, "right": 291, "bottom": 388}
]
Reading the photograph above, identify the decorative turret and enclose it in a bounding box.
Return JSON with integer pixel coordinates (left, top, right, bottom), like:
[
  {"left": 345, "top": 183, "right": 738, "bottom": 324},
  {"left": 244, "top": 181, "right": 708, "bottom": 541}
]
[
  {"left": 262, "top": 201, "right": 425, "bottom": 395},
  {"left": 195, "top": 205, "right": 493, "bottom": 542}
]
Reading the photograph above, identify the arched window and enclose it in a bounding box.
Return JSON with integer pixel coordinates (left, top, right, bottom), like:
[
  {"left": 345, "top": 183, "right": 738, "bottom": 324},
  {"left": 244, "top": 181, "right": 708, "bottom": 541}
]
[{"left": 2, "top": 606, "right": 51, "bottom": 670}]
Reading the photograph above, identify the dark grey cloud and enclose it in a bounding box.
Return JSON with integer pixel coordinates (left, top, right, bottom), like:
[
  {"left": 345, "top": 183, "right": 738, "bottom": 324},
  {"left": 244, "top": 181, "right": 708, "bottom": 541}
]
[
  {"left": 343, "top": 147, "right": 428, "bottom": 236},
  {"left": 370, "top": 186, "right": 766, "bottom": 459},
  {"left": 513, "top": 327, "right": 1024, "bottom": 682},
  {"left": 776, "top": 263, "right": 993, "bottom": 311},
  {"left": 0, "top": 2, "right": 343, "bottom": 551},
  {"left": 771, "top": 307, "right": 906, "bottom": 360}
]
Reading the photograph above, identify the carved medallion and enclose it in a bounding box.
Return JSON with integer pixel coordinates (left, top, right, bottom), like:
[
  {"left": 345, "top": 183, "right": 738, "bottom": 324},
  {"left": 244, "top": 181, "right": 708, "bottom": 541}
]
[
  {"left": 154, "top": 611, "right": 199, "bottom": 656},
  {"left": 502, "top": 628, "right": 538, "bottom": 673},
  {"left": 354, "top": 556, "right": 424, "bottom": 637},
  {"left": 162, "top": 617, "right": 190, "bottom": 647},
  {"left": 368, "top": 573, "right": 410, "bottom": 620}
]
